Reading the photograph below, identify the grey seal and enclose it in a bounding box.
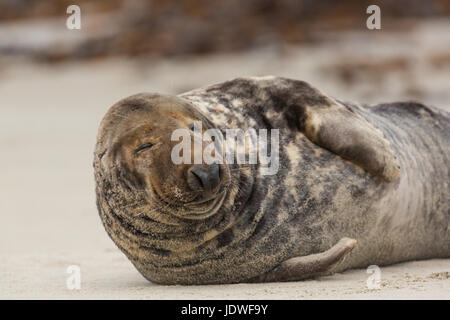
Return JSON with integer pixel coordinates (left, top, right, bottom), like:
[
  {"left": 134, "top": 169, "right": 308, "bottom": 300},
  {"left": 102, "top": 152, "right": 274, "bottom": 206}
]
[{"left": 94, "top": 76, "right": 449, "bottom": 285}]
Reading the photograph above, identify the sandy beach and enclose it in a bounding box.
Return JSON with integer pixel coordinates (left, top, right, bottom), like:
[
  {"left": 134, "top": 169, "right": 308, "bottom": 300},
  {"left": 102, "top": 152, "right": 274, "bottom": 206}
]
[{"left": 1, "top": 20, "right": 449, "bottom": 299}]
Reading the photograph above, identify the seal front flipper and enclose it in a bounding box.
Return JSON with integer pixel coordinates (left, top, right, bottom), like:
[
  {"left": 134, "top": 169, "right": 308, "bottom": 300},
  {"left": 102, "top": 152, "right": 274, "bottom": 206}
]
[
  {"left": 301, "top": 102, "right": 400, "bottom": 181},
  {"left": 250, "top": 238, "right": 357, "bottom": 283}
]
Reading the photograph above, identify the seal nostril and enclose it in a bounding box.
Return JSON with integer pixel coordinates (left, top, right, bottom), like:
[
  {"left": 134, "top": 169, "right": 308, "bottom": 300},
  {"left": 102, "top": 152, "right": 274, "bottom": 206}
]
[
  {"left": 188, "top": 166, "right": 209, "bottom": 192},
  {"left": 191, "top": 170, "right": 205, "bottom": 189},
  {"left": 187, "top": 164, "right": 221, "bottom": 193}
]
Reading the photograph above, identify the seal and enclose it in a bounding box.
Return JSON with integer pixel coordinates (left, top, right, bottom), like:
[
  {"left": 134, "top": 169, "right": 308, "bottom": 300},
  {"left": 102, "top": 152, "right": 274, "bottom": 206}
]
[{"left": 94, "top": 76, "right": 449, "bottom": 285}]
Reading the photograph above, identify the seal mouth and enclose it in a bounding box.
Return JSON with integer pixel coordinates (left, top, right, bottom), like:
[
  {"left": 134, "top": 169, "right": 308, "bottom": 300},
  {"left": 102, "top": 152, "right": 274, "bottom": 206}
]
[
  {"left": 188, "top": 192, "right": 221, "bottom": 206},
  {"left": 146, "top": 178, "right": 229, "bottom": 220},
  {"left": 182, "top": 189, "right": 227, "bottom": 220}
]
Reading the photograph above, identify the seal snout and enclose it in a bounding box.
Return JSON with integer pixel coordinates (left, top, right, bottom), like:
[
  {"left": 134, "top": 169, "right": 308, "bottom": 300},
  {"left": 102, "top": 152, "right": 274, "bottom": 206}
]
[{"left": 187, "top": 162, "right": 220, "bottom": 193}]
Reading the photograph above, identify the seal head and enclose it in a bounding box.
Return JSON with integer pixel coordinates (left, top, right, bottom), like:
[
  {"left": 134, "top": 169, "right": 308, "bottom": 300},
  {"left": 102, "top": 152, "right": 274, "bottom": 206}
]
[{"left": 94, "top": 93, "right": 231, "bottom": 221}]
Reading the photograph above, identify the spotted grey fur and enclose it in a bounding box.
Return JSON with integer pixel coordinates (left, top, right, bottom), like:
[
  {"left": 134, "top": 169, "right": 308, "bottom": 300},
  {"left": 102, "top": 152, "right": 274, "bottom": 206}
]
[{"left": 94, "top": 76, "right": 449, "bottom": 285}]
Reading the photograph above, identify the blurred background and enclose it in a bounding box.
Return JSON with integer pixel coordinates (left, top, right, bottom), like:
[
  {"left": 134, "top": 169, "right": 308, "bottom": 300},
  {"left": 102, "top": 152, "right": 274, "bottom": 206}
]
[{"left": 1, "top": 0, "right": 449, "bottom": 298}]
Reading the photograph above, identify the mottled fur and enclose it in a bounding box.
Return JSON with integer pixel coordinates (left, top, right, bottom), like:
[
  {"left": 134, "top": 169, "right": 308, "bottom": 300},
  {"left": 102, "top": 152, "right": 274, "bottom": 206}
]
[{"left": 94, "top": 76, "right": 449, "bottom": 285}]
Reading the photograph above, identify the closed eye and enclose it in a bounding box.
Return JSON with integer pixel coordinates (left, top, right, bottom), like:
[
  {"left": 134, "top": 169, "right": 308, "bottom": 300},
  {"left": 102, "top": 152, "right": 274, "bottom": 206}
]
[{"left": 135, "top": 143, "right": 154, "bottom": 154}]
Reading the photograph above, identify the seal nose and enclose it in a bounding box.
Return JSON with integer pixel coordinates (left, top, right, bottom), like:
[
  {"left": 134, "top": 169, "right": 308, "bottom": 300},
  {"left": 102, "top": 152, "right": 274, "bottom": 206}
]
[{"left": 187, "top": 163, "right": 220, "bottom": 193}]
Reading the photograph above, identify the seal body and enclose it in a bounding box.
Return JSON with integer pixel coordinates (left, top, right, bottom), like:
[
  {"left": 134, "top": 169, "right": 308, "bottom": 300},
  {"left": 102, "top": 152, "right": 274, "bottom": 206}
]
[{"left": 94, "top": 77, "right": 449, "bottom": 285}]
